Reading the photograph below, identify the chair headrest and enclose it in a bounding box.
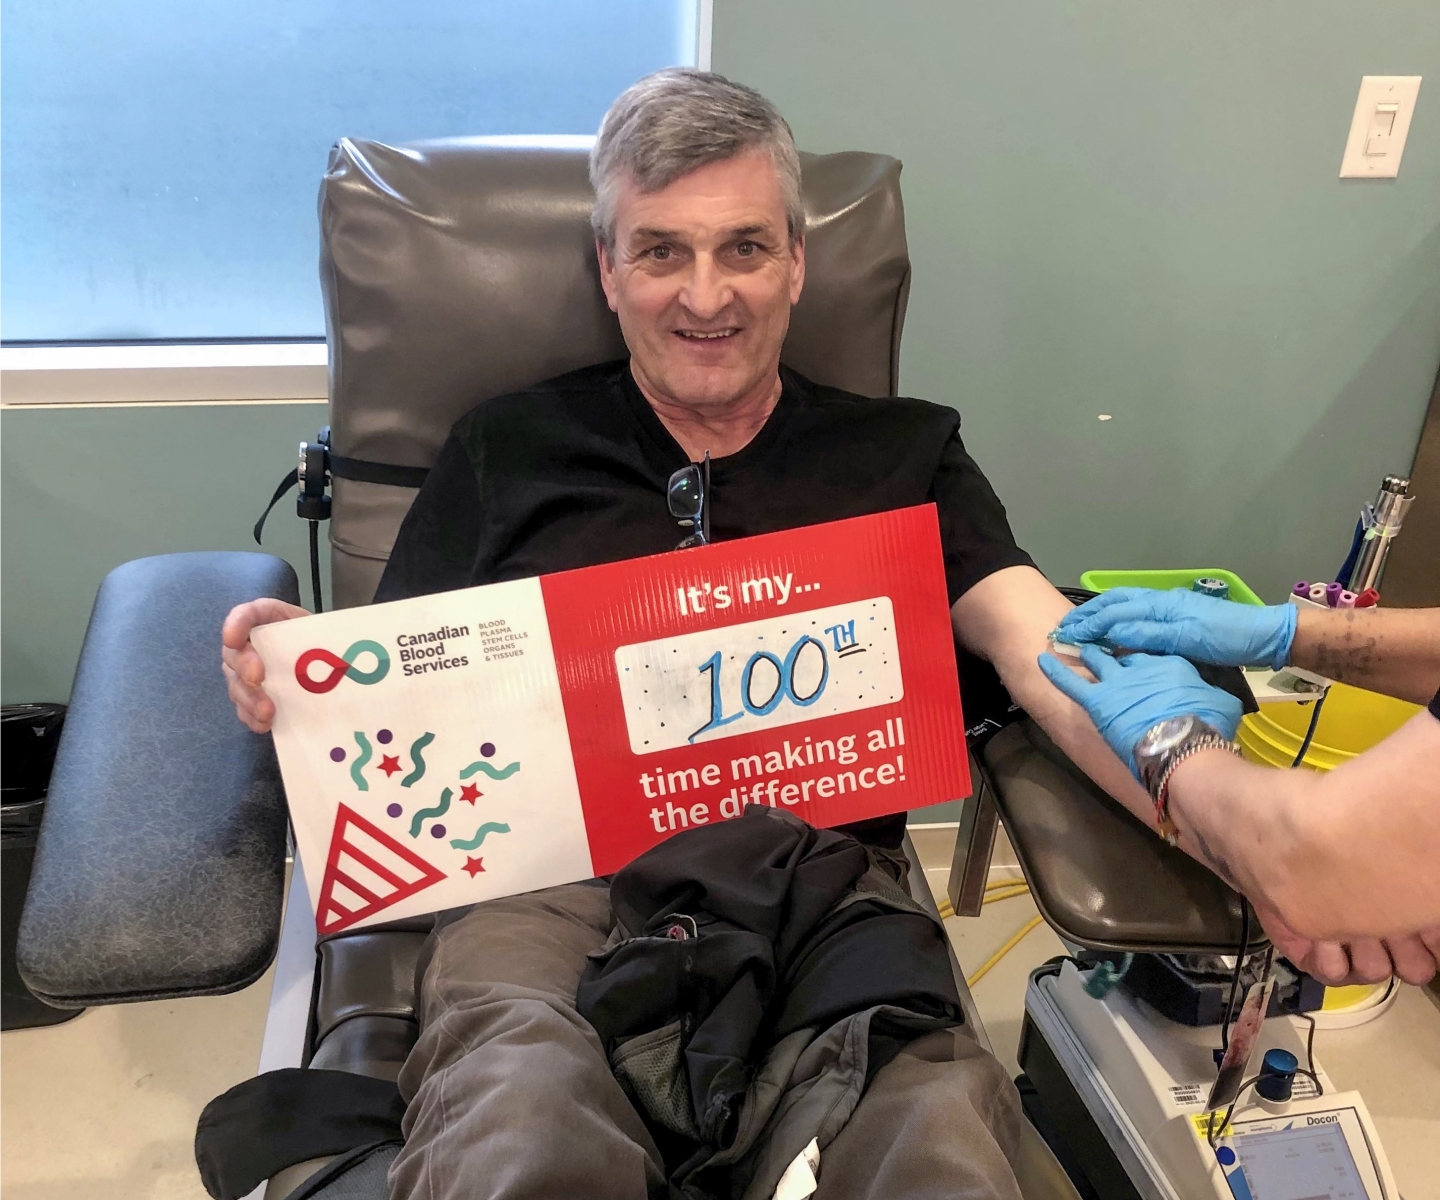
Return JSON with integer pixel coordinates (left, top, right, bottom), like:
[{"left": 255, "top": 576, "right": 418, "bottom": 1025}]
[{"left": 320, "top": 138, "right": 910, "bottom": 606}]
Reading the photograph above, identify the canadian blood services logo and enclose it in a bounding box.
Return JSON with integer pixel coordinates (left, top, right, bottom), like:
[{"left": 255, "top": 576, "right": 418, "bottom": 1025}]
[{"left": 296, "top": 640, "right": 391, "bottom": 694}]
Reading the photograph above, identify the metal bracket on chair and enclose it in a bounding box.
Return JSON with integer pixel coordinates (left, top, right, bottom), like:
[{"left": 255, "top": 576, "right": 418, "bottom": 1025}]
[
  {"left": 296, "top": 427, "right": 333, "bottom": 524},
  {"left": 947, "top": 759, "right": 1001, "bottom": 917}
]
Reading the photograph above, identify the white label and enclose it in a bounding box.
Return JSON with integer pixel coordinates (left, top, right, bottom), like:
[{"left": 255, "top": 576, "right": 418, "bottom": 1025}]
[
  {"left": 1168, "top": 1083, "right": 1208, "bottom": 1108},
  {"left": 614, "top": 597, "right": 904, "bottom": 754}
]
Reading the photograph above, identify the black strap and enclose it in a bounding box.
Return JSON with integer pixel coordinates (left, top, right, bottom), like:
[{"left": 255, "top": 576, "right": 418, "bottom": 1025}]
[
  {"left": 253, "top": 468, "right": 299, "bottom": 545},
  {"left": 194, "top": 1068, "right": 405, "bottom": 1200},
  {"left": 328, "top": 453, "right": 430, "bottom": 489}
]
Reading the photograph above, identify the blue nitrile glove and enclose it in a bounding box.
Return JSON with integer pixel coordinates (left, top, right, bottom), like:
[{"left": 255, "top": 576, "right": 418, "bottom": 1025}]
[
  {"left": 1057, "top": 587, "right": 1297, "bottom": 672},
  {"left": 1038, "top": 645, "right": 1244, "bottom": 778}
]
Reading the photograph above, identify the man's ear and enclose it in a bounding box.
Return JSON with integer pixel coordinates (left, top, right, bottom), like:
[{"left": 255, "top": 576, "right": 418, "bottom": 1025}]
[
  {"left": 788, "top": 234, "right": 806, "bottom": 307},
  {"left": 596, "top": 239, "right": 620, "bottom": 313}
]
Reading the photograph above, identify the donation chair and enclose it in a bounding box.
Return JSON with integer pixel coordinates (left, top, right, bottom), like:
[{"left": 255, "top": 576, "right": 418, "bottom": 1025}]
[{"left": 17, "top": 139, "right": 1088, "bottom": 1199}]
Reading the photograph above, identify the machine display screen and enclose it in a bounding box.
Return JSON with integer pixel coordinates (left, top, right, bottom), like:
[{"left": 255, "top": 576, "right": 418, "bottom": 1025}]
[{"left": 1222, "top": 1120, "right": 1370, "bottom": 1199}]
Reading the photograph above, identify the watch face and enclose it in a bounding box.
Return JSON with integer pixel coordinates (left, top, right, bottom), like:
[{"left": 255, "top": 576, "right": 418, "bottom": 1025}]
[{"left": 1139, "top": 715, "right": 1198, "bottom": 757}]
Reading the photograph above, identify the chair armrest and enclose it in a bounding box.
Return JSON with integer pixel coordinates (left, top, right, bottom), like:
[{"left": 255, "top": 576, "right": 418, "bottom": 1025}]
[
  {"left": 17, "top": 552, "right": 300, "bottom": 1005},
  {"left": 980, "top": 719, "right": 1250, "bottom": 953}
]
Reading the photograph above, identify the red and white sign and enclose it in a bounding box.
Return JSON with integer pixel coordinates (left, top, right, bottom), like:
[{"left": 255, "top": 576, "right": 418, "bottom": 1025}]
[{"left": 255, "top": 506, "right": 970, "bottom": 933}]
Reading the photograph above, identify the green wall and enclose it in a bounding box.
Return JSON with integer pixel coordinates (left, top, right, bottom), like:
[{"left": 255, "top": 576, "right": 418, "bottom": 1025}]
[
  {"left": 1, "top": 403, "right": 329, "bottom": 703},
  {"left": 714, "top": 0, "right": 1440, "bottom": 602}
]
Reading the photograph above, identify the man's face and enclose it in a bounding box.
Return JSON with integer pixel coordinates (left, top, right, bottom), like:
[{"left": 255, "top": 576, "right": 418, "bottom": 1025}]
[{"left": 598, "top": 149, "right": 805, "bottom": 413}]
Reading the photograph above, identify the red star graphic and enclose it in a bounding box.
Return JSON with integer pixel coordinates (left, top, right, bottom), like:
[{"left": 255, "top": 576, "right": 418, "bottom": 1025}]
[
  {"left": 462, "top": 856, "right": 486, "bottom": 878},
  {"left": 377, "top": 754, "right": 402, "bottom": 778},
  {"left": 458, "top": 782, "right": 483, "bottom": 804}
]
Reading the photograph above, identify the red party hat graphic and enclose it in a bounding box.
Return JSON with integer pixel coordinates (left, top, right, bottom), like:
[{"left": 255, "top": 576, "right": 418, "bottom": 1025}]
[{"left": 315, "top": 803, "right": 447, "bottom": 934}]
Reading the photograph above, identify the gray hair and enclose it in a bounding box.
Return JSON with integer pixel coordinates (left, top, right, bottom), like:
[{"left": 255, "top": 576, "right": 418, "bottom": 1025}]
[{"left": 590, "top": 68, "right": 804, "bottom": 250}]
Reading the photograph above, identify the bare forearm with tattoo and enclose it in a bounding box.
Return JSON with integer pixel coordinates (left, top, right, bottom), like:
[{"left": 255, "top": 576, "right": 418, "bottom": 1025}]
[{"left": 1291, "top": 607, "right": 1440, "bottom": 705}]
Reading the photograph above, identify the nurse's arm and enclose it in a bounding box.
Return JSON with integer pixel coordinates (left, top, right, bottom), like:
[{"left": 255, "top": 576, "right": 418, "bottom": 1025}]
[
  {"left": 1165, "top": 711, "right": 1440, "bottom": 943},
  {"left": 1290, "top": 606, "right": 1440, "bottom": 705}
]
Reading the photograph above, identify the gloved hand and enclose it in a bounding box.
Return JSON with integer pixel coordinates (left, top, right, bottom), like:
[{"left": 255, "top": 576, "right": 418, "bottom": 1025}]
[
  {"left": 1038, "top": 645, "right": 1244, "bottom": 778},
  {"left": 1057, "top": 587, "right": 1297, "bottom": 671}
]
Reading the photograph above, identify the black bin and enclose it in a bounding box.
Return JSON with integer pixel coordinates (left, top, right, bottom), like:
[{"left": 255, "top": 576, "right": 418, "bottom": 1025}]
[{"left": 2, "top": 703, "right": 83, "bottom": 1030}]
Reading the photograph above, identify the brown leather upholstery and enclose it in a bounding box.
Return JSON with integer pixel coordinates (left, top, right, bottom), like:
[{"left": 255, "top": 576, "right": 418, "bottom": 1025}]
[
  {"left": 981, "top": 720, "right": 1249, "bottom": 952},
  {"left": 311, "top": 928, "right": 430, "bottom": 1049},
  {"left": 319, "top": 139, "right": 910, "bottom": 608}
]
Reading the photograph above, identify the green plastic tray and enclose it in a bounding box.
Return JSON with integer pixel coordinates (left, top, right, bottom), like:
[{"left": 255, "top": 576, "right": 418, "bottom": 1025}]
[{"left": 1077, "top": 569, "right": 1265, "bottom": 607}]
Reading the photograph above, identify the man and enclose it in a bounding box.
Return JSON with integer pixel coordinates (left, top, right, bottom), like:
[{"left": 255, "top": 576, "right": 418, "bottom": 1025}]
[
  {"left": 1042, "top": 590, "right": 1440, "bottom": 985},
  {"left": 221, "top": 69, "right": 1378, "bottom": 1197}
]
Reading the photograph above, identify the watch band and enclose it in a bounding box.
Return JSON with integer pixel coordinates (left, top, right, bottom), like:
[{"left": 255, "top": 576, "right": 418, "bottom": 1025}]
[
  {"left": 1150, "top": 734, "right": 1240, "bottom": 845},
  {"left": 1134, "top": 717, "right": 1241, "bottom": 845}
]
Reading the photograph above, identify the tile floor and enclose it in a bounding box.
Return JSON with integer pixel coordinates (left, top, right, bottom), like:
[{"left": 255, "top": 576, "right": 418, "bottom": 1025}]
[
  {"left": 3, "top": 827, "right": 1436, "bottom": 1198},
  {"left": 1, "top": 965, "right": 275, "bottom": 1200}
]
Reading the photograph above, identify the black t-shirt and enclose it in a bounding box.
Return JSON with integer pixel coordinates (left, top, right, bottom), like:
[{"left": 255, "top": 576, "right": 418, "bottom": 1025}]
[{"left": 376, "top": 360, "right": 1034, "bottom": 847}]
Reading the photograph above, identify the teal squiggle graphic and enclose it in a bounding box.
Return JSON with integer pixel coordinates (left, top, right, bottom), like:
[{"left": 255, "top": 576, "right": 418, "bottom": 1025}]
[
  {"left": 450, "top": 822, "right": 511, "bottom": 850},
  {"left": 410, "top": 788, "right": 452, "bottom": 838},
  {"left": 349, "top": 732, "right": 373, "bottom": 791},
  {"left": 458, "top": 760, "right": 521, "bottom": 781},
  {"left": 400, "top": 732, "right": 435, "bottom": 787}
]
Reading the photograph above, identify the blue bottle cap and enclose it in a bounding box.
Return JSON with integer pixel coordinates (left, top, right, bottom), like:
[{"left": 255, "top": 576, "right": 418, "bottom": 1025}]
[
  {"left": 1262, "top": 1048, "right": 1298, "bottom": 1073},
  {"left": 1255, "top": 1048, "right": 1300, "bottom": 1102}
]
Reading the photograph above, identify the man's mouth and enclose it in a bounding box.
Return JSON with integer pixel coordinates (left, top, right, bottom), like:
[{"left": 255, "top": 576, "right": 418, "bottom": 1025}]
[{"left": 674, "top": 328, "right": 740, "bottom": 341}]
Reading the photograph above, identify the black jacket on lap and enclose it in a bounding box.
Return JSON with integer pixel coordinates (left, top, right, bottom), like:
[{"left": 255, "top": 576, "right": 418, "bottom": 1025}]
[{"left": 576, "top": 806, "right": 964, "bottom": 1198}]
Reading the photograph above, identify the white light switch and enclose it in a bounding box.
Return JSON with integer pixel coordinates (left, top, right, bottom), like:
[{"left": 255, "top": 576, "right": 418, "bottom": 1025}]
[{"left": 1340, "top": 76, "right": 1422, "bottom": 178}]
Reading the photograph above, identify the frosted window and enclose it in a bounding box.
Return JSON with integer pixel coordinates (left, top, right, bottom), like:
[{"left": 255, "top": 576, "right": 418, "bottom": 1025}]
[{"left": 2, "top": 1, "right": 698, "bottom": 341}]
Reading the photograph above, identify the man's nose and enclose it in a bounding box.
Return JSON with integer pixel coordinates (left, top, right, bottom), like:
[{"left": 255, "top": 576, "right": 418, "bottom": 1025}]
[{"left": 677, "top": 253, "right": 733, "bottom": 321}]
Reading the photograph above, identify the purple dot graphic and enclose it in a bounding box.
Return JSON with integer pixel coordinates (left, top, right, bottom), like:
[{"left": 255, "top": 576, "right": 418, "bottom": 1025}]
[
  {"left": 330, "top": 747, "right": 346, "bottom": 762},
  {"left": 430, "top": 824, "right": 447, "bottom": 838},
  {"left": 386, "top": 803, "right": 403, "bottom": 818},
  {"left": 480, "top": 742, "right": 496, "bottom": 757},
  {"left": 377, "top": 729, "right": 393, "bottom": 744}
]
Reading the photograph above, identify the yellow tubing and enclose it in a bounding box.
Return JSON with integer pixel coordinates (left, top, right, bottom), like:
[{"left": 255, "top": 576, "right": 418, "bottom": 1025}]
[
  {"left": 967, "top": 915, "right": 1045, "bottom": 988},
  {"left": 937, "top": 878, "right": 1030, "bottom": 919}
]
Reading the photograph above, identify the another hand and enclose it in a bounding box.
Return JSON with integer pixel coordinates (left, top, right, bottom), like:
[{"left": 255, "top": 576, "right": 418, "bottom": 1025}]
[
  {"left": 1038, "top": 645, "right": 1243, "bottom": 777},
  {"left": 221, "top": 598, "right": 311, "bottom": 733},
  {"left": 1058, "top": 587, "right": 1297, "bottom": 671},
  {"left": 1256, "top": 905, "right": 1440, "bottom": 987}
]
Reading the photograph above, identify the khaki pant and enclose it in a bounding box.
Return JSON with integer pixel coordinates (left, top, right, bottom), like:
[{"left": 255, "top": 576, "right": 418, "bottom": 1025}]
[{"left": 390, "top": 880, "right": 1024, "bottom": 1200}]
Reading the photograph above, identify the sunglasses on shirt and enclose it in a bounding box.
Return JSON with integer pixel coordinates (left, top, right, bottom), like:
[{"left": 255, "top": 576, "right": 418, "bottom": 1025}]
[{"left": 667, "top": 451, "right": 711, "bottom": 549}]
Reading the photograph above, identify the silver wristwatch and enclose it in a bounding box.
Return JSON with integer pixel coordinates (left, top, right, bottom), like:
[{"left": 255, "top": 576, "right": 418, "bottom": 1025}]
[{"left": 1133, "top": 715, "right": 1239, "bottom": 843}]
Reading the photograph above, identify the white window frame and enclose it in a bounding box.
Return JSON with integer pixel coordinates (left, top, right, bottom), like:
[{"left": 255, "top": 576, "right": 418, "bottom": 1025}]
[
  {"left": 0, "top": 342, "right": 330, "bottom": 408},
  {"left": 1, "top": 4, "right": 711, "bottom": 411}
]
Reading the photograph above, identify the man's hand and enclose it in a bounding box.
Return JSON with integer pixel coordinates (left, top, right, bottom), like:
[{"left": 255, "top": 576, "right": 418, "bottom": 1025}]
[
  {"left": 1256, "top": 904, "right": 1440, "bottom": 987},
  {"left": 221, "top": 598, "right": 310, "bottom": 733},
  {"left": 1058, "top": 587, "right": 1297, "bottom": 672},
  {"left": 1037, "top": 645, "right": 1244, "bottom": 776}
]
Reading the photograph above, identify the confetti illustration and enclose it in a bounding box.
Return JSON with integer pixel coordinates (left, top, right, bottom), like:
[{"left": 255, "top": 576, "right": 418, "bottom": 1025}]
[
  {"left": 401, "top": 732, "right": 436, "bottom": 787},
  {"left": 409, "top": 787, "right": 452, "bottom": 838},
  {"left": 449, "top": 822, "right": 511, "bottom": 851},
  {"left": 350, "top": 732, "right": 373, "bottom": 791},
  {"left": 458, "top": 759, "right": 521, "bottom": 781}
]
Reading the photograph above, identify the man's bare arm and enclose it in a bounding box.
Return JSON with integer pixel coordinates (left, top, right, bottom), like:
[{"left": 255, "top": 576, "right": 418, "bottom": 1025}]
[
  {"left": 960, "top": 567, "right": 1429, "bottom": 986},
  {"left": 1290, "top": 606, "right": 1440, "bottom": 705},
  {"left": 951, "top": 565, "right": 1153, "bottom": 822}
]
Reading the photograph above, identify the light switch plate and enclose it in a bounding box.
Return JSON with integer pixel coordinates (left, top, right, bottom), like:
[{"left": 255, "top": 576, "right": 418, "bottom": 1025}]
[{"left": 1340, "top": 76, "right": 1422, "bottom": 178}]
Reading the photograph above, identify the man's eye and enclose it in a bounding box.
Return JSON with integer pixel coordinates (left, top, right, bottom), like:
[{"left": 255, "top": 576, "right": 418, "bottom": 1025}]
[
  {"left": 649, "top": 245, "right": 671, "bottom": 260},
  {"left": 736, "top": 241, "right": 756, "bottom": 256}
]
